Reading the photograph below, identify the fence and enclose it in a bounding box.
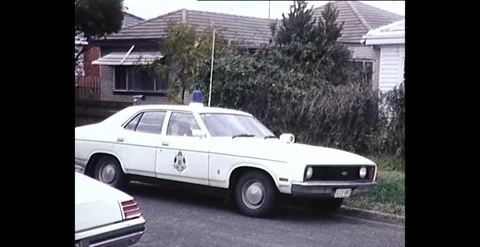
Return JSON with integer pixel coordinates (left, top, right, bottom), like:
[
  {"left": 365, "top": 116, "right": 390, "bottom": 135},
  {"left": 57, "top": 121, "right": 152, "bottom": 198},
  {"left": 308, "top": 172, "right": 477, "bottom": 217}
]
[
  {"left": 75, "top": 76, "right": 100, "bottom": 100},
  {"left": 75, "top": 99, "right": 132, "bottom": 126}
]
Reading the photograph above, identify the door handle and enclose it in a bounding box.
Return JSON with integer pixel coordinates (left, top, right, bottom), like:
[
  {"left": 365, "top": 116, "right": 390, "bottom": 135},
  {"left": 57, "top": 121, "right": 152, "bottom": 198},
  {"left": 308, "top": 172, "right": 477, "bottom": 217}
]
[
  {"left": 117, "top": 137, "right": 125, "bottom": 143},
  {"left": 162, "top": 142, "right": 169, "bottom": 146}
]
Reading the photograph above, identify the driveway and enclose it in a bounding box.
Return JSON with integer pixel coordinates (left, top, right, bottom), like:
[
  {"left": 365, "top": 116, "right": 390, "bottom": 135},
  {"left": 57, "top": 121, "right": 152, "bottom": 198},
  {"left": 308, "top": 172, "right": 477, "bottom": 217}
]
[{"left": 125, "top": 183, "right": 405, "bottom": 247}]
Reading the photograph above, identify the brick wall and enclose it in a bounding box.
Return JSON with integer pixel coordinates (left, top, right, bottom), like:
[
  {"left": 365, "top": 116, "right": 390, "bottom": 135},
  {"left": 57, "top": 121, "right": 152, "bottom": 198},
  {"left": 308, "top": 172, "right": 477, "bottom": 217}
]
[
  {"left": 83, "top": 46, "right": 100, "bottom": 77},
  {"left": 99, "top": 65, "right": 170, "bottom": 104},
  {"left": 98, "top": 46, "right": 171, "bottom": 104}
]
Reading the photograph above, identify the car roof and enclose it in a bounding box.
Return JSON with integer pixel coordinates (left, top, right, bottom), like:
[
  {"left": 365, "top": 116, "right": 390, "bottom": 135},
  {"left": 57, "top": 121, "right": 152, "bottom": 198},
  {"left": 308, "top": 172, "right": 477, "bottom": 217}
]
[
  {"left": 101, "top": 104, "right": 253, "bottom": 126},
  {"left": 124, "top": 104, "right": 252, "bottom": 116}
]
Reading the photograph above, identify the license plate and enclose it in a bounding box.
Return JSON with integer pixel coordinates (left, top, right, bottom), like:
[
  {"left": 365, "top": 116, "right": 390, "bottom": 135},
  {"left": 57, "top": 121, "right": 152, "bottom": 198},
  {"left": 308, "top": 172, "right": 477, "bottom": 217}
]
[{"left": 334, "top": 188, "right": 352, "bottom": 198}]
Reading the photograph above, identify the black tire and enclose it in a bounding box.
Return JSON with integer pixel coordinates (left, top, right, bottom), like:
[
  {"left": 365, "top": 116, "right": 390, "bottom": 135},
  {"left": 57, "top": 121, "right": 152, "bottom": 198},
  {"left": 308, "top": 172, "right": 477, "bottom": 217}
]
[
  {"left": 93, "top": 156, "right": 126, "bottom": 189},
  {"left": 308, "top": 198, "right": 343, "bottom": 215},
  {"left": 234, "top": 171, "right": 278, "bottom": 218}
]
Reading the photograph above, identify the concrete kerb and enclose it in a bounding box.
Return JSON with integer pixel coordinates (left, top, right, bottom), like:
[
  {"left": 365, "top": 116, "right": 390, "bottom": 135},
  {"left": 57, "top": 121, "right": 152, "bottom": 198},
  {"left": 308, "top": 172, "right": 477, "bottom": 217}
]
[{"left": 336, "top": 206, "right": 405, "bottom": 226}]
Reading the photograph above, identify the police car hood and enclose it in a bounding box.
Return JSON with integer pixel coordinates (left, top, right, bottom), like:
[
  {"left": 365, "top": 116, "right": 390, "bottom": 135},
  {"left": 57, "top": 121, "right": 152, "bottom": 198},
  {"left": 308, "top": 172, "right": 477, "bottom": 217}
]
[{"left": 209, "top": 137, "right": 374, "bottom": 165}]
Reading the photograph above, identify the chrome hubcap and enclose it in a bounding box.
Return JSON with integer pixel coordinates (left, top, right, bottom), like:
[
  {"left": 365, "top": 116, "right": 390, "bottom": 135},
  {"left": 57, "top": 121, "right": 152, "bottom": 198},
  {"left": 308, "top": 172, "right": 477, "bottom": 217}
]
[
  {"left": 242, "top": 181, "right": 266, "bottom": 210},
  {"left": 100, "top": 164, "right": 116, "bottom": 184}
]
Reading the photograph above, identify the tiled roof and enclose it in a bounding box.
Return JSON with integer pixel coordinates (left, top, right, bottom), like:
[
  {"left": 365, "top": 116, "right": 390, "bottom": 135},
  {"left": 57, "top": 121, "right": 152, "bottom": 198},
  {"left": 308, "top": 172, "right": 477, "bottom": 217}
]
[
  {"left": 105, "top": 1, "right": 403, "bottom": 45},
  {"left": 122, "top": 11, "right": 145, "bottom": 29},
  {"left": 106, "top": 9, "right": 274, "bottom": 46},
  {"left": 312, "top": 1, "right": 404, "bottom": 43}
]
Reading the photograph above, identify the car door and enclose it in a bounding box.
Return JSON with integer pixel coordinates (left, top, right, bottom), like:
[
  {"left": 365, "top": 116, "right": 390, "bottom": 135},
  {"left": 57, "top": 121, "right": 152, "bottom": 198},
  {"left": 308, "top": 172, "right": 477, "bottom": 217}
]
[
  {"left": 117, "top": 110, "right": 167, "bottom": 177},
  {"left": 155, "top": 111, "right": 210, "bottom": 186}
]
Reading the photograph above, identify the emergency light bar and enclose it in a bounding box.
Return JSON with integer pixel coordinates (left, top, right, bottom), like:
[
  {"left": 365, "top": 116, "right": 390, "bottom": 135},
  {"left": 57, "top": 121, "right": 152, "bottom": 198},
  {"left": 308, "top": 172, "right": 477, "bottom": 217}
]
[{"left": 189, "top": 90, "right": 204, "bottom": 107}]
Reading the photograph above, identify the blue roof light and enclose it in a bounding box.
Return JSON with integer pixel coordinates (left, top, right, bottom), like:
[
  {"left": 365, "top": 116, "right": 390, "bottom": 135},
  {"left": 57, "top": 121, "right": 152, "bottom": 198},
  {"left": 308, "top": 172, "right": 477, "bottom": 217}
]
[{"left": 192, "top": 90, "right": 203, "bottom": 103}]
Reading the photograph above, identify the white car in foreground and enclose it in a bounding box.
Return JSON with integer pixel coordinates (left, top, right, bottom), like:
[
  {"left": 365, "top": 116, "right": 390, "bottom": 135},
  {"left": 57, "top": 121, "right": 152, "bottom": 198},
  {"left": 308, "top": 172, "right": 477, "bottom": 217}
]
[
  {"left": 75, "top": 172, "right": 146, "bottom": 247},
  {"left": 75, "top": 101, "right": 377, "bottom": 218}
]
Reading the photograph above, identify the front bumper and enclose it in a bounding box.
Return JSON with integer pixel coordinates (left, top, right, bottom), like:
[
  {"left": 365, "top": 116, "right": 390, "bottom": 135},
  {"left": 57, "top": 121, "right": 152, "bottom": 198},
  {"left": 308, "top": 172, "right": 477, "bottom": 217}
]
[
  {"left": 75, "top": 164, "right": 85, "bottom": 174},
  {"left": 75, "top": 158, "right": 87, "bottom": 174},
  {"left": 290, "top": 181, "right": 375, "bottom": 198},
  {"left": 75, "top": 217, "right": 145, "bottom": 247}
]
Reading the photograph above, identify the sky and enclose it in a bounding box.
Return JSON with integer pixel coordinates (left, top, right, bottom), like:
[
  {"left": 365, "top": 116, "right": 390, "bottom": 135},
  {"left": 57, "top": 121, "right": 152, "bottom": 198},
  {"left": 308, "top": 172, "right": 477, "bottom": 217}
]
[{"left": 124, "top": 0, "right": 405, "bottom": 20}]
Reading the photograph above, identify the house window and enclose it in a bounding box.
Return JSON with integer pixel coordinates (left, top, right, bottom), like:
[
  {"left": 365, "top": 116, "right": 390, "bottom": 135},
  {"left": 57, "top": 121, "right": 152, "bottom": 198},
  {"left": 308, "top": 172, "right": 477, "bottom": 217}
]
[
  {"left": 114, "top": 66, "right": 168, "bottom": 93},
  {"left": 349, "top": 60, "right": 373, "bottom": 84}
]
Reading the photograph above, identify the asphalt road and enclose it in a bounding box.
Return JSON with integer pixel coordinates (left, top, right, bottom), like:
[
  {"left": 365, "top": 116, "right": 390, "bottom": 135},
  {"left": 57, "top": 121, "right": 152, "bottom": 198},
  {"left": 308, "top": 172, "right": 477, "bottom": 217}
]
[{"left": 125, "top": 183, "right": 405, "bottom": 247}]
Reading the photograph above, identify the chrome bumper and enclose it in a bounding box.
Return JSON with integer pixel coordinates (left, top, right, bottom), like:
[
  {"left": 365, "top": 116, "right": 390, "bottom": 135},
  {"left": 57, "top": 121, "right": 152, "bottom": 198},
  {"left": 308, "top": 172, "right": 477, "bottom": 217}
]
[
  {"left": 75, "top": 164, "right": 85, "bottom": 174},
  {"left": 88, "top": 231, "right": 144, "bottom": 247},
  {"left": 290, "top": 181, "right": 376, "bottom": 198},
  {"left": 75, "top": 217, "right": 145, "bottom": 247},
  {"left": 75, "top": 158, "right": 87, "bottom": 174}
]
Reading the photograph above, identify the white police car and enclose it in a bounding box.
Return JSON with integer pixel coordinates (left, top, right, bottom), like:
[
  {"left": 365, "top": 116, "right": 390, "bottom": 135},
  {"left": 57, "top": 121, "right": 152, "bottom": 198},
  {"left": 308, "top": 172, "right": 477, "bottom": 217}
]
[{"left": 75, "top": 91, "right": 377, "bottom": 218}]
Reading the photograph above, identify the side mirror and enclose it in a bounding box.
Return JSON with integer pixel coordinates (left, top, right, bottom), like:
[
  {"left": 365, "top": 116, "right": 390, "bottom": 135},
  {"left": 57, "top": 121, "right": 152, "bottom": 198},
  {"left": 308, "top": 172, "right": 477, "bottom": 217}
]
[
  {"left": 279, "top": 133, "right": 295, "bottom": 144},
  {"left": 191, "top": 129, "right": 207, "bottom": 139}
]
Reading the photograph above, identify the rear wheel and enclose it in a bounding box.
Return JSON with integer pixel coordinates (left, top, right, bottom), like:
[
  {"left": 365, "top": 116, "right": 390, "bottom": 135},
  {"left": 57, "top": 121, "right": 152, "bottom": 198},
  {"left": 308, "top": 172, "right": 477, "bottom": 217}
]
[
  {"left": 93, "top": 156, "right": 126, "bottom": 189},
  {"left": 235, "top": 171, "right": 278, "bottom": 218}
]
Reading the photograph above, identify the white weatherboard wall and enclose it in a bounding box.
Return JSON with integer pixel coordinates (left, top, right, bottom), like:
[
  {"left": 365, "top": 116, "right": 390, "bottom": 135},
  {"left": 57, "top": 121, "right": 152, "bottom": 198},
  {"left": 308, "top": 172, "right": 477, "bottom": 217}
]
[
  {"left": 379, "top": 45, "right": 405, "bottom": 92},
  {"left": 362, "top": 19, "right": 405, "bottom": 93}
]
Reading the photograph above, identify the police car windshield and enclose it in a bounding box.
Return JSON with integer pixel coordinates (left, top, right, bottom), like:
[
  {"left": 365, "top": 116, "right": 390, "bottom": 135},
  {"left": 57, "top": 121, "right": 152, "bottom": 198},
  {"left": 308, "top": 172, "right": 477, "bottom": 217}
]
[{"left": 200, "top": 113, "right": 275, "bottom": 138}]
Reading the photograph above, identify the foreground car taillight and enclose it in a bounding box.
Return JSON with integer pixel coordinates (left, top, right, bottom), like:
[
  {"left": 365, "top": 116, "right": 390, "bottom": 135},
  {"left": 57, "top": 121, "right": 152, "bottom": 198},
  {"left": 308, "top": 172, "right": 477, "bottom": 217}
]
[{"left": 121, "top": 200, "right": 141, "bottom": 220}]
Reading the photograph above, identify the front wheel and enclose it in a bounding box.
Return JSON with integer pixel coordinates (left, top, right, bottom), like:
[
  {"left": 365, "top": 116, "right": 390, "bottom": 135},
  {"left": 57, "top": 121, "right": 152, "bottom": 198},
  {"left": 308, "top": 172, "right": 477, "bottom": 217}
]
[
  {"left": 235, "top": 171, "right": 278, "bottom": 218},
  {"left": 93, "top": 156, "right": 126, "bottom": 189}
]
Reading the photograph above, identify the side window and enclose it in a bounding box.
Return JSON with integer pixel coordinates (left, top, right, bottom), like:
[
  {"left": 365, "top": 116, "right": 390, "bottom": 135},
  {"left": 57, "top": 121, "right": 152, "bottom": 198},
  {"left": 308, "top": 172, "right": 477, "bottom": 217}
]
[
  {"left": 124, "top": 113, "right": 143, "bottom": 131},
  {"left": 167, "top": 112, "right": 200, "bottom": 137},
  {"left": 135, "top": 111, "right": 167, "bottom": 134}
]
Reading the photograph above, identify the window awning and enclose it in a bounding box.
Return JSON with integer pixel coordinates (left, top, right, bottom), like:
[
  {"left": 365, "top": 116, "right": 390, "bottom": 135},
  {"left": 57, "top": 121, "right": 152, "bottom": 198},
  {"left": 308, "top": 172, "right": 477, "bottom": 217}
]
[{"left": 92, "top": 51, "right": 163, "bottom": 66}]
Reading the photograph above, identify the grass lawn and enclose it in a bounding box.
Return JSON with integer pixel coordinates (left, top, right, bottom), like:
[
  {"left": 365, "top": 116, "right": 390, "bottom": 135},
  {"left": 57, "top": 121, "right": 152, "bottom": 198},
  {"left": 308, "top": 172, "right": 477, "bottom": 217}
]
[{"left": 344, "top": 157, "right": 405, "bottom": 216}]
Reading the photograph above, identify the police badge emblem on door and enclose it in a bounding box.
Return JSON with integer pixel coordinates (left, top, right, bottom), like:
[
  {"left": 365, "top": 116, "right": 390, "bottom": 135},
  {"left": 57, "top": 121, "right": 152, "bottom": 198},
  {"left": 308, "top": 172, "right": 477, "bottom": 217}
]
[{"left": 173, "top": 151, "right": 187, "bottom": 172}]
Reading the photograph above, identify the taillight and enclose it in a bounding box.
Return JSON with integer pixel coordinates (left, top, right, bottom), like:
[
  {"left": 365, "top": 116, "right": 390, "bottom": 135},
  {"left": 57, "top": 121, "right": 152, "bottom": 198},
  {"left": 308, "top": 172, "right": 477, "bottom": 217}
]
[{"left": 121, "top": 200, "right": 141, "bottom": 220}]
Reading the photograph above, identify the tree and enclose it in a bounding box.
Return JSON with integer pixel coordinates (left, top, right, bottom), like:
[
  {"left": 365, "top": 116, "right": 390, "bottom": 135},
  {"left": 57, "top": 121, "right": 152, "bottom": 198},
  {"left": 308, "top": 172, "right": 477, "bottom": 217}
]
[
  {"left": 270, "top": 1, "right": 354, "bottom": 85},
  {"left": 150, "top": 22, "right": 240, "bottom": 104},
  {"left": 75, "top": 0, "right": 125, "bottom": 61},
  {"left": 275, "top": 1, "right": 317, "bottom": 46}
]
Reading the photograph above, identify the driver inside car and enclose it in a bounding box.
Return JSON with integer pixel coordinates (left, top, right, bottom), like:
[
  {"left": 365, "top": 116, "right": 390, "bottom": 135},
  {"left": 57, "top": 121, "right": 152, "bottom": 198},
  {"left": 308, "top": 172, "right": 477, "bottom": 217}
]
[{"left": 170, "top": 122, "right": 192, "bottom": 136}]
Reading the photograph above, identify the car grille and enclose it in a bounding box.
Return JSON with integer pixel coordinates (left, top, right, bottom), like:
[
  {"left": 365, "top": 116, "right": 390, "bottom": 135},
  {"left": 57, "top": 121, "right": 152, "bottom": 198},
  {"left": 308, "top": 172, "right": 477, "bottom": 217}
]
[
  {"left": 121, "top": 200, "right": 142, "bottom": 220},
  {"left": 308, "top": 165, "right": 375, "bottom": 182}
]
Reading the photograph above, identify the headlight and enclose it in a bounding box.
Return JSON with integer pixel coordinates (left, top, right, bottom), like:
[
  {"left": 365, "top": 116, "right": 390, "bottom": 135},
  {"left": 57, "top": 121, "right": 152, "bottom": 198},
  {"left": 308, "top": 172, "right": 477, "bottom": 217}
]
[
  {"left": 359, "top": 167, "right": 367, "bottom": 178},
  {"left": 305, "top": 167, "right": 313, "bottom": 180}
]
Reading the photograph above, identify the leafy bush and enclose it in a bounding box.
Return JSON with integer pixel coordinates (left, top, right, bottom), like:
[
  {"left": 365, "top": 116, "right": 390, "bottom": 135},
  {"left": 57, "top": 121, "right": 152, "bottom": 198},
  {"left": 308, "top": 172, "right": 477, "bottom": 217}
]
[
  {"left": 371, "top": 156, "right": 405, "bottom": 172},
  {"left": 194, "top": 1, "right": 404, "bottom": 164}
]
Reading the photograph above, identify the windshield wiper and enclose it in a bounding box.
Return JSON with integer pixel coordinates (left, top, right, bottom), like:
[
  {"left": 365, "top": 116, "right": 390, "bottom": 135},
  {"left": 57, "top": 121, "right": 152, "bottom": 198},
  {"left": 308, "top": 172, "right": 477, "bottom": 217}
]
[
  {"left": 264, "top": 135, "right": 278, "bottom": 139},
  {"left": 232, "top": 134, "right": 255, "bottom": 139}
]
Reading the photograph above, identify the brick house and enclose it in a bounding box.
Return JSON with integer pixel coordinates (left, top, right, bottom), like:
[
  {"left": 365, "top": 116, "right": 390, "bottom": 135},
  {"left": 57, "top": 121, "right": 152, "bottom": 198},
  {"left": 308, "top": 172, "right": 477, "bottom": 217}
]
[
  {"left": 80, "top": 12, "right": 145, "bottom": 77},
  {"left": 90, "top": 9, "right": 273, "bottom": 104},
  {"left": 90, "top": 1, "right": 403, "bottom": 104}
]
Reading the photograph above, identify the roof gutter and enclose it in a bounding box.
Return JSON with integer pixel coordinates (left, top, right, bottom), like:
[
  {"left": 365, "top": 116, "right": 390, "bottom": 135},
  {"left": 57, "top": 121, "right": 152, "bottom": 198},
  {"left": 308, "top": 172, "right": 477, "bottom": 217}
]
[{"left": 361, "top": 33, "right": 405, "bottom": 46}]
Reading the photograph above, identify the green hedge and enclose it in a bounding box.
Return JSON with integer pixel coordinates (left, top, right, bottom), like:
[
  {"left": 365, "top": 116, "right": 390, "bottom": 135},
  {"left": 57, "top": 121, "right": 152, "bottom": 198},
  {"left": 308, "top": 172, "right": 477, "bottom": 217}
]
[{"left": 197, "top": 54, "right": 405, "bottom": 170}]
